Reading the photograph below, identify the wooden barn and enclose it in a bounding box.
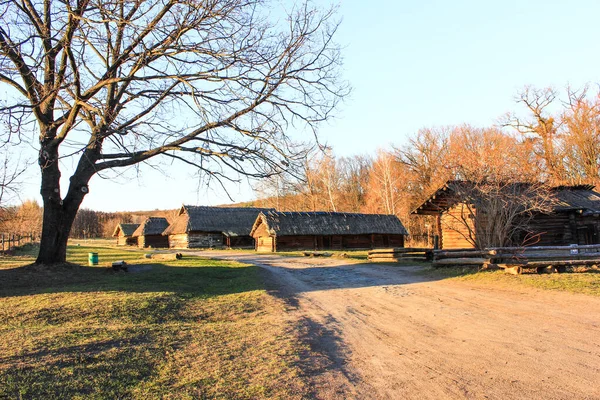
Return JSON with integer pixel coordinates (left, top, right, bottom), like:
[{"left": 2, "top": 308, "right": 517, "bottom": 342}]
[
  {"left": 112, "top": 223, "right": 140, "bottom": 246},
  {"left": 413, "top": 181, "right": 600, "bottom": 249},
  {"left": 250, "top": 211, "right": 408, "bottom": 252},
  {"left": 163, "top": 206, "right": 274, "bottom": 249},
  {"left": 132, "top": 217, "right": 170, "bottom": 248}
]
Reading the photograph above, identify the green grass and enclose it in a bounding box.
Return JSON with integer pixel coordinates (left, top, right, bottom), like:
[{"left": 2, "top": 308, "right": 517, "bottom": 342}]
[
  {"left": 421, "top": 266, "right": 600, "bottom": 296},
  {"left": 0, "top": 245, "right": 311, "bottom": 399}
]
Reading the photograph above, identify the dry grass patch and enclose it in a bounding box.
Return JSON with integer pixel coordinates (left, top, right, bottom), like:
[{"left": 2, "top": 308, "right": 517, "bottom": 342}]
[
  {"left": 0, "top": 245, "right": 311, "bottom": 399},
  {"left": 422, "top": 266, "right": 600, "bottom": 296}
]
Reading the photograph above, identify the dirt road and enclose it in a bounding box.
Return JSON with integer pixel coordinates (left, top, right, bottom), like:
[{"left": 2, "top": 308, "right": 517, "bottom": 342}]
[{"left": 197, "top": 251, "right": 600, "bottom": 399}]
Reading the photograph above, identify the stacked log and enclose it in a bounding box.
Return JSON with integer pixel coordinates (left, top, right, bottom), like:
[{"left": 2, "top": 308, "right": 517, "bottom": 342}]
[
  {"left": 368, "top": 248, "right": 431, "bottom": 263},
  {"left": 432, "top": 249, "right": 496, "bottom": 268}
]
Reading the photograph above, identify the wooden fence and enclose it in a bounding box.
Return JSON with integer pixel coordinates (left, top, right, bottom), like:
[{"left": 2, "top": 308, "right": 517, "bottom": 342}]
[{"left": 1, "top": 233, "right": 37, "bottom": 253}]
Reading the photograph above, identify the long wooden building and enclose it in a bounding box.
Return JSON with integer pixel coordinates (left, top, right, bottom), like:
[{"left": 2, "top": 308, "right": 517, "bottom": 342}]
[
  {"left": 112, "top": 223, "right": 140, "bottom": 246},
  {"left": 163, "top": 206, "right": 274, "bottom": 249},
  {"left": 250, "top": 211, "right": 408, "bottom": 252},
  {"left": 132, "top": 217, "right": 170, "bottom": 248},
  {"left": 413, "top": 181, "right": 600, "bottom": 249}
]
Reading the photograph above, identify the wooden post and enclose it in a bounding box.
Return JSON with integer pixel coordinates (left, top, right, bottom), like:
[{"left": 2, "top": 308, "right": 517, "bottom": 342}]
[
  {"left": 1, "top": 234, "right": 4, "bottom": 253},
  {"left": 436, "top": 215, "right": 442, "bottom": 249}
]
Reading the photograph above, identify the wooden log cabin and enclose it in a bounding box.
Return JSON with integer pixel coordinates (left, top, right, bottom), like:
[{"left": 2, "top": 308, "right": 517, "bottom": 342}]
[
  {"left": 413, "top": 181, "right": 600, "bottom": 249},
  {"left": 250, "top": 211, "right": 408, "bottom": 252},
  {"left": 163, "top": 205, "right": 274, "bottom": 249},
  {"left": 112, "top": 223, "right": 140, "bottom": 246},
  {"left": 132, "top": 217, "right": 170, "bottom": 248}
]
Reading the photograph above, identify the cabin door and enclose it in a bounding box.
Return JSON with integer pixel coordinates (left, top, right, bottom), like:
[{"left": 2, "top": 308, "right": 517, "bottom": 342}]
[{"left": 582, "top": 224, "right": 599, "bottom": 244}]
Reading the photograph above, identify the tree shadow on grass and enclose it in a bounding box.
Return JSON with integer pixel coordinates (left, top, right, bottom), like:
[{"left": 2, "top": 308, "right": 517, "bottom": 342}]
[
  {"left": 0, "top": 260, "right": 269, "bottom": 399},
  {"left": 1, "top": 331, "right": 167, "bottom": 399},
  {"left": 0, "top": 261, "right": 264, "bottom": 299}
]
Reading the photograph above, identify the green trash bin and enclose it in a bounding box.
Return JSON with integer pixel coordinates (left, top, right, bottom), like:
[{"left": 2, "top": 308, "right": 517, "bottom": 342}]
[{"left": 88, "top": 252, "right": 99, "bottom": 266}]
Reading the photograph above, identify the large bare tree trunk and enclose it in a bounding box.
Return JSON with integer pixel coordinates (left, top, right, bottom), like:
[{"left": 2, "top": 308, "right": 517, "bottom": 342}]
[{"left": 35, "top": 140, "right": 94, "bottom": 265}]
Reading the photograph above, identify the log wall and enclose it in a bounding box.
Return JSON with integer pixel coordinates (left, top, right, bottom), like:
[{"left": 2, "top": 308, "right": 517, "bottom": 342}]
[
  {"left": 169, "top": 232, "right": 224, "bottom": 248},
  {"left": 268, "top": 234, "right": 405, "bottom": 252}
]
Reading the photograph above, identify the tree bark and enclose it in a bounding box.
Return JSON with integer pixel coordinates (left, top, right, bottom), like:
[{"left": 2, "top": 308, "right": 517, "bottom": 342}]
[{"left": 35, "top": 140, "right": 95, "bottom": 265}]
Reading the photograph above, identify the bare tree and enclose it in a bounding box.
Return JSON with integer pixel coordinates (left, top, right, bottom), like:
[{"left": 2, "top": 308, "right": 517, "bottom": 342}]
[
  {"left": 0, "top": 0, "right": 348, "bottom": 264},
  {"left": 0, "top": 148, "right": 28, "bottom": 210},
  {"left": 502, "top": 86, "right": 565, "bottom": 183}
]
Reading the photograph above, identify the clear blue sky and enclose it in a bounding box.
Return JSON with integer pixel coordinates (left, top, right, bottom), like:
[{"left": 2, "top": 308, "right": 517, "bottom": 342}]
[{"left": 16, "top": 0, "right": 600, "bottom": 211}]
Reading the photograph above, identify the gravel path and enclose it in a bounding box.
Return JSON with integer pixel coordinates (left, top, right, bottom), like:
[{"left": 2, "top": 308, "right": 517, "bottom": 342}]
[{"left": 196, "top": 251, "right": 600, "bottom": 400}]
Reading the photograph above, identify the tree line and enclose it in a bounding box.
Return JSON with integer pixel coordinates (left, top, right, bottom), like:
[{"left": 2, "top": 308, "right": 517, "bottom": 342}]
[
  {"left": 253, "top": 85, "right": 600, "bottom": 243},
  {"left": 0, "top": 202, "right": 175, "bottom": 240}
]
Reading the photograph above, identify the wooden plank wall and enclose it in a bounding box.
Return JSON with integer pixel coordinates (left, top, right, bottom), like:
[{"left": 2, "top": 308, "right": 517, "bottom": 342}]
[
  {"left": 256, "top": 236, "right": 274, "bottom": 252},
  {"left": 440, "top": 204, "right": 475, "bottom": 249}
]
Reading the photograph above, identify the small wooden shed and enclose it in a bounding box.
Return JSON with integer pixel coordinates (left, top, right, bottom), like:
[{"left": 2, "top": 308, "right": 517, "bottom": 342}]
[
  {"left": 413, "top": 180, "right": 600, "bottom": 249},
  {"left": 132, "top": 217, "right": 170, "bottom": 248},
  {"left": 163, "top": 206, "right": 274, "bottom": 249},
  {"left": 250, "top": 211, "right": 408, "bottom": 252},
  {"left": 112, "top": 223, "right": 140, "bottom": 246}
]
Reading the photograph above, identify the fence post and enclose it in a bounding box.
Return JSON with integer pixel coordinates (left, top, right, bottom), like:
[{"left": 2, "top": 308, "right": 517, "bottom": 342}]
[{"left": 1, "top": 234, "right": 3, "bottom": 254}]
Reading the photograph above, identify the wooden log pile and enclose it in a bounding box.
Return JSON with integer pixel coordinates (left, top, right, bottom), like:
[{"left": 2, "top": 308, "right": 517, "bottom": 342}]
[
  {"left": 368, "top": 248, "right": 432, "bottom": 263},
  {"left": 432, "top": 244, "right": 600, "bottom": 274}
]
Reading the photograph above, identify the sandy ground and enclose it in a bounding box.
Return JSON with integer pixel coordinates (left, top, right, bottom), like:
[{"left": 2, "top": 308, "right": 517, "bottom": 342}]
[{"left": 196, "top": 251, "right": 600, "bottom": 400}]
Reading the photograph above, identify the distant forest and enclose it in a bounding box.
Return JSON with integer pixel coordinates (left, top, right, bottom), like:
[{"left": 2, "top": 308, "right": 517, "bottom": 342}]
[{"left": 2, "top": 85, "right": 599, "bottom": 240}]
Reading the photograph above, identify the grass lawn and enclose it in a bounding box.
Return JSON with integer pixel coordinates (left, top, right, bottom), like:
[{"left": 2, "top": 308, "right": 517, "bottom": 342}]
[
  {"left": 421, "top": 266, "right": 600, "bottom": 297},
  {"left": 0, "top": 245, "right": 311, "bottom": 399}
]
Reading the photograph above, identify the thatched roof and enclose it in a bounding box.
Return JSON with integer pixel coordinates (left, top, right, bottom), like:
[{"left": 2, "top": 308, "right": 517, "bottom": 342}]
[
  {"left": 132, "top": 217, "right": 170, "bottom": 237},
  {"left": 251, "top": 211, "right": 408, "bottom": 237},
  {"left": 163, "top": 206, "right": 275, "bottom": 237},
  {"left": 112, "top": 223, "right": 140, "bottom": 237},
  {"left": 413, "top": 180, "right": 600, "bottom": 215}
]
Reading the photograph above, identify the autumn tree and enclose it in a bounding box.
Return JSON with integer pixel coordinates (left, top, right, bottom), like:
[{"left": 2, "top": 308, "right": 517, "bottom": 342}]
[
  {"left": 336, "top": 155, "right": 370, "bottom": 212},
  {"left": 364, "top": 150, "right": 403, "bottom": 215},
  {"left": 0, "top": 0, "right": 348, "bottom": 264},
  {"left": 447, "top": 125, "right": 538, "bottom": 182},
  {"left": 395, "top": 127, "right": 451, "bottom": 201},
  {"left": 561, "top": 87, "right": 600, "bottom": 185},
  {"left": 0, "top": 199, "right": 43, "bottom": 237}
]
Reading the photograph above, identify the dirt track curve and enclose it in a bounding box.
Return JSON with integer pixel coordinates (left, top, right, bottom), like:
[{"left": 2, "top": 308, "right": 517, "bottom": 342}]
[{"left": 196, "top": 251, "right": 600, "bottom": 400}]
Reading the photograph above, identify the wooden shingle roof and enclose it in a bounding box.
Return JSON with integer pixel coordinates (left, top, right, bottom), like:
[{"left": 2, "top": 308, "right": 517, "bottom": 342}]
[
  {"left": 163, "top": 206, "right": 274, "bottom": 237},
  {"left": 251, "top": 211, "right": 409, "bottom": 237},
  {"left": 132, "top": 217, "right": 169, "bottom": 237}
]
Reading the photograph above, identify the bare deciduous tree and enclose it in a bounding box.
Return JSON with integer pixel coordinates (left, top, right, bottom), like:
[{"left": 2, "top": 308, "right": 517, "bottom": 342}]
[
  {"left": 0, "top": 0, "right": 348, "bottom": 264},
  {"left": 502, "top": 86, "right": 565, "bottom": 183}
]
